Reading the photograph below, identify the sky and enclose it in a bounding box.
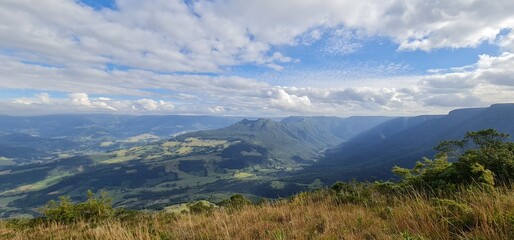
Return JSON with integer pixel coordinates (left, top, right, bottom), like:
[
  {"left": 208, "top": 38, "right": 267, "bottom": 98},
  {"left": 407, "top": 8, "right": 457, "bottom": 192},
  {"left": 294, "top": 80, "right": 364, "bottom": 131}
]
[{"left": 0, "top": 0, "right": 514, "bottom": 116}]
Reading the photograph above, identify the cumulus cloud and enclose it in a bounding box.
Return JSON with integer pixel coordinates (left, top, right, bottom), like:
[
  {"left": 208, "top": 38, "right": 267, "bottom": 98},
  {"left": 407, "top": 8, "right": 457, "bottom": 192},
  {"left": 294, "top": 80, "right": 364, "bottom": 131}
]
[
  {"left": 424, "top": 94, "right": 482, "bottom": 107},
  {"left": 9, "top": 93, "right": 174, "bottom": 114},
  {"left": 133, "top": 99, "right": 174, "bottom": 112},
  {"left": 69, "top": 93, "right": 91, "bottom": 106},
  {"left": 1, "top": 0, "right": 513, "bottom": 73},
  {"left": 270, "top": 86, "right": 412, "bottom": 114},
  {"left": 1, "top": 0, "right": 514, "bottom": 116},
  {"left": 13, "top": 93, "right": 51, "bottom": 105},
  {"left": 208, "top": 106, "right": 225, "bottom": 113},
  {"left": 419, "top": 52, "right": 514, "bottom": 107},
  {"left": 498, "top": 31, "right": 514, "bottom": 51},
  {"left": 475, "top": 52, "right": 514, "bottom": 86},
  {"left": 3, "top": 48, "right": 514, "bottom": 116},
  {"left": 269, "top": 88, "right": 312, "bottom": 112}
]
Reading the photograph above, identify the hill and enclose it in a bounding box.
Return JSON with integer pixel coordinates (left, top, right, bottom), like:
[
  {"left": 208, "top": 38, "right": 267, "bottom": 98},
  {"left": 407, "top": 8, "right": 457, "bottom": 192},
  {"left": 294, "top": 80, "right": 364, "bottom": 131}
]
[
  {"left": 2, "top": 184, "right": 513, "bottom": 239},
  {"left": 180, "top": 116, "right": 392, "bottom": 164},
  {"left": 302, "top": 104, "right": 514, "bottom": 183},
  {"left": 3, "top": 128, "right": 514, "bottom": 239},
  {"left": 0, "top": 115, "right": 242, "bottom": 163},
  {"left": 0, "top": 116, "right": 390, "bottom": 217}
]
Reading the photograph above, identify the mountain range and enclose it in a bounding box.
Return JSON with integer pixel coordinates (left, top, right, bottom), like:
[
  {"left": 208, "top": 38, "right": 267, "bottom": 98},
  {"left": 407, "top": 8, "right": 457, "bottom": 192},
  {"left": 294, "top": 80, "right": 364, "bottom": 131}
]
[
  {"left": 0, "top": 115, "right": 242, "bottom": 163},
  {"left": 0, "top": 104, "right": 513, "bottom": 217},
  {"left": 299, "top": 103, "right": 514, "bottom": 183}
]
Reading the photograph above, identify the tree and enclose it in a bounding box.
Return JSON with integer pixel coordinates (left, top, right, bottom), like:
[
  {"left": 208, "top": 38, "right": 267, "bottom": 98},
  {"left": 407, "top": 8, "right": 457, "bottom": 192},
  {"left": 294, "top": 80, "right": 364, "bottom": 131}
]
[
  {"left": 393, "top": 129, "right": 514, "bottom": 191},
  {"left": 41, "top": 190, "right": 114, "bottom": 223},
  {"left": 219, "top": 194, "right": 251, "bottom": 211}
]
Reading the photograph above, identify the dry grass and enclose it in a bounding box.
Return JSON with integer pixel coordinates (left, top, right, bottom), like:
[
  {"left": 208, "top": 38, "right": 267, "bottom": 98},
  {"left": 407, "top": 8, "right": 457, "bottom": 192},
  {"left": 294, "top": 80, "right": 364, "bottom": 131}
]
[{"left": 2, "top": 187, "right": 514, "bottom": 240}]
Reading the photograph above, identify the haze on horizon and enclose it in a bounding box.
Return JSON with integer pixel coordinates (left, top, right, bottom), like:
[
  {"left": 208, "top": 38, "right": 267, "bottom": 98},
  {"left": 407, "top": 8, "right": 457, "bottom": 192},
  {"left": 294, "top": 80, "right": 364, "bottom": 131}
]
[{"left": 1, "top": 0, "right": 514, "bottom": 117}]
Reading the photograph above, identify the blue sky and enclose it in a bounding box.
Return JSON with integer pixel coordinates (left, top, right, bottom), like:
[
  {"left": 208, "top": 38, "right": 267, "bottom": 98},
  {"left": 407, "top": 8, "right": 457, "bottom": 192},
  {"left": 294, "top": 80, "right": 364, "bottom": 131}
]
[
  {"left": 79, "top": 0, "right": 117, "bottom": 10},
  {"left": 0, "top": 0, "right": 513, "bottom": 116}
]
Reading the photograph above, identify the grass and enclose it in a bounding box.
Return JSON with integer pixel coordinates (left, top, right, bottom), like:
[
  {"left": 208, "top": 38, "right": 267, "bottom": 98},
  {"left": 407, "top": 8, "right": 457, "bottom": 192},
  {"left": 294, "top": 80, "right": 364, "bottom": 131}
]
[
  {"left": 0, "top": 173, "right": 73, "bottom": 196},
  {"left": 99, "top": 141, "right": 114, "bottom": 147},
  {"left": 121, "top": 134, "right": 159, "bottom": 143},
  {"left": 270, "top": 181, "right": 286, "bottom": 189},
  {"left": 233, "top": 172, "right": 254, "bottom": 179},
  {"left": 101, "top": 150, "right": 135, "bottom": 164},
  {"left": 2, "top": 186, "right": 514, "bottom": 240},
  {"left": 0, "top": 157, "right": 14, "bottom": 166},
  {"left": 161, "top": 138, "right": 230, "bottom": 156}
]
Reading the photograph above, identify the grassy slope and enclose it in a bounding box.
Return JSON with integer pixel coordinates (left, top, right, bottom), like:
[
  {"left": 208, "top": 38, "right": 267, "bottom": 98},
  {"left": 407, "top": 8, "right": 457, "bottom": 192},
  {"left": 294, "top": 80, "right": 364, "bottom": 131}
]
[
  {"left": 2, "top": 187, "right": 514, "bottom": 240},
  {"left": 0, "top": 135, "right": 320, "bottom": 216}
]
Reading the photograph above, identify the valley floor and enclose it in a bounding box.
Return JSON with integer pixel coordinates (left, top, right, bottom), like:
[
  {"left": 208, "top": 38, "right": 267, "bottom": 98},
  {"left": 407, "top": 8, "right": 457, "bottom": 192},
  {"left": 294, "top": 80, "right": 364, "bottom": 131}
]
[{"left": 2, "top": 186, "right": 514, "bottom": 240}]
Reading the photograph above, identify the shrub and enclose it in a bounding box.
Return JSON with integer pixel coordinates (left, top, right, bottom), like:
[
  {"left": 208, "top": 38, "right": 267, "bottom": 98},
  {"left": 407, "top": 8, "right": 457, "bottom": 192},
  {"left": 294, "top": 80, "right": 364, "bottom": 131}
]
[
  {"left": 187, "top": 201, "right": 215, "bottom": 215},
  {"left": 219, "top": 194, "right": 251, "bottom": 210},
  {"left": 330, "top": 181, "right": 373, "bottom": 205},
  {"left": 393, "top": 129, "right": 514, "bottom": 192},
  {"left": 113, "top": 208, "right": 144, "bottom": 222},
  {"left": 432, "top": 198, "right": 475, "bottom": 233},
  {"left": 287, "top": 190, "right": 333, "bottom": 210},
  {"left": 41, "top": 190, "right": 114, "bottom": 223}
]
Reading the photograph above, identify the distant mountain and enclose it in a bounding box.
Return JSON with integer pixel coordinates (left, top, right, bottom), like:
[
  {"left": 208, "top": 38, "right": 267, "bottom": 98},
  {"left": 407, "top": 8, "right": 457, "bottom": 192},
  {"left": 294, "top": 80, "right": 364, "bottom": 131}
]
[
  {"left": 5, "top": 103, "right": 514, "bottom": 217},
  {"left": 0, "top": 145, "right": 43, "bottom": 160},
  {"left": 302, "top": 104, "right": 514, "bottom": 183},
  {"left": 180, "top": 116, "right": 393, "bottom": 164},
  {"left": 280, "top": 116, "right": 394, "bottom": 142},
  {"left": 0, "top": 115, "right": 242, "bottom": 162},
  {"left": 0, "top": 115, "right": 391, "bottom": 216},
  {"left": 0, "top": 115, "right": 243, "bottom": 138}
]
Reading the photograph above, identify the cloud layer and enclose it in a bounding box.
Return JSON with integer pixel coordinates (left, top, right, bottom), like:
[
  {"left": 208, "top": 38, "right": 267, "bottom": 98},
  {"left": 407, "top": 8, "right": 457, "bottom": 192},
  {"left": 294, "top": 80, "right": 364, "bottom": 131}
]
[{"left": 0, "top": 0, "right": 513, "bottom": 116}]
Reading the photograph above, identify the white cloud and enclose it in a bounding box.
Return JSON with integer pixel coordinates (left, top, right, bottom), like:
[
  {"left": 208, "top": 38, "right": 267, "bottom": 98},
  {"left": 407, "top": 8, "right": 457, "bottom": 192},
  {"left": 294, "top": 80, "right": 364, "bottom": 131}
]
[
  {"left": 13, "top": 93, "right": 51, "bottom": 105},
  {"left": 419, "top": 52, "right": 514, "bottom": 107},
  {"left": 69, "top": 93, "right": 91, "bottom": 106},
  {"left": 269, "top": 88, "right": 312, "bottom": 112},
  {"left": 1, "top": 0, "right": 514, "bottom": 116},
  {"left": 424, "top": 94, "right": 482, "bottom": 107},
  {"left": 208, "top": 106, "right": 225, "bottom": 113},
  {"left": 320, "top": 29, "right": 365, "bottom": 56},
  {"left": 498, "top": 31, "right": 514, "bottom": 51},
  {"left": 9, "top": 93, "right": 175, "bottom": 114},
  {"left": 133, "top": 99, "right": 174, "bottom": 112},
  {"left": 36, "top": 93, "right": 51, "bottom": 104},
  {"left": 1, "top": 0, "right": 513, "bottom": 74},
  {"left": 3, "top": 48, "right": 514, "bottom": 116}
]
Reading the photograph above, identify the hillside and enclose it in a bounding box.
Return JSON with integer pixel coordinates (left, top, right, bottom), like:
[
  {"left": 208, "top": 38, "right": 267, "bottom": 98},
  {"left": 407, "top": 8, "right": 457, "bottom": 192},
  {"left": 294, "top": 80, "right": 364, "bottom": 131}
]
[
  {"left": 303, "top": 104, "right": 514, "bottom": 183},
  {"left": 2, "top": 185, "right": 514, "bottom": 240},
  {"left": 3, "top": 126, "right": 514, "bottom": 239},
  {"left": 1, "top": 105, "right": 513, "bottom": 217},
  {"left": 0, "top": 116, "right": 389, "bottom": 217},
  {"left": 0, "top": 115, "right": 242, "bottom": 163},
  {"left": 181, "top": 116, "right": 392, "bottom": 164}
]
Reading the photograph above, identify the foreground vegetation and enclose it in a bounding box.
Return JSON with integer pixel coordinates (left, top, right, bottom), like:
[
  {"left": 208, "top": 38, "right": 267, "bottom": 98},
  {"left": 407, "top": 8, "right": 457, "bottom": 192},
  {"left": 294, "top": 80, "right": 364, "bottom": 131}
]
[
  {"left": 2, "top": 186, "right": 514, "bottom": 239},
  {"left": 1, "top": 129, "right": 513, "bottom": 239}
]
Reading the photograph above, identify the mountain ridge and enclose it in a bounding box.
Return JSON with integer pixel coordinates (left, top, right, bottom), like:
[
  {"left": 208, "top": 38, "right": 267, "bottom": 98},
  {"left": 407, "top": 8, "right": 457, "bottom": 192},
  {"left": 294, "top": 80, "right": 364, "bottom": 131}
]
[{"left": 300, "top": 103, "right": 514, "bottom": 183}]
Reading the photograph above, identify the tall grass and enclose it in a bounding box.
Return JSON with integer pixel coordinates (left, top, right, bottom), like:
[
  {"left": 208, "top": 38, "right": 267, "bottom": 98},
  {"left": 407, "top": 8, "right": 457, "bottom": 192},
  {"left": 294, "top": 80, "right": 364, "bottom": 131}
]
[{"left": 2, "top": 186, "right": 514, "bottom": 240}]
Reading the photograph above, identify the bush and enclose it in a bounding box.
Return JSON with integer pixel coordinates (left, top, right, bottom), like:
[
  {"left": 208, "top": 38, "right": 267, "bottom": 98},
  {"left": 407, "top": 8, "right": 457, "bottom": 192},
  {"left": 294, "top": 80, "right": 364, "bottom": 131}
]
[
  {"left": 330, "top": 181, "right": 373, "bottom": 205},
  {"left": 219, "top": 194, "right": 251, "bottom": 210},
  {"left": 187, "top": 201, "right": 215, "bottom": 215},
  {"left": 4, "top": 218, "right": 44, "bottom": 230},
  {"left": 113, "top": 208, "right": 144, "bottom": 222},
  {"left": 432, "top": 198, "right": 475, "bottom": 233},
  {"left": 289, "top": 191, "right": 324, "bottom": 205},
  {"left": 393, "top": 129, "right": 514, "bottom": 192},
  {"left": 41, "top": 190, "right": 114, "bottom": 223}
]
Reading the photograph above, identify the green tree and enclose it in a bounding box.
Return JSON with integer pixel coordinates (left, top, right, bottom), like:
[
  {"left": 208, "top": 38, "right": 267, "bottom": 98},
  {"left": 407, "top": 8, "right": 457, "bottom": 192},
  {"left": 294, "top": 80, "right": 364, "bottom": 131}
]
[
  {"left": 393, "top": 129, "right": 514, "bottom": 191},
  {"left": 219, "top": 194, "right": 251, "bottom": 210},
  {"left": 41, "top": 190, "right": 114, "bottom": 223}
]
